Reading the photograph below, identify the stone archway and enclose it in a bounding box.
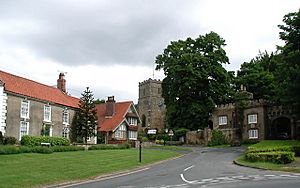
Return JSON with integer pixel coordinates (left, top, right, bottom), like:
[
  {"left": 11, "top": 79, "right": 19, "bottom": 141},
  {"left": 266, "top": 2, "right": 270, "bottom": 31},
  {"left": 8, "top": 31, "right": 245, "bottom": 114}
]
[{"left": 271, "top": 117, "right": 291, "bottom": 139}]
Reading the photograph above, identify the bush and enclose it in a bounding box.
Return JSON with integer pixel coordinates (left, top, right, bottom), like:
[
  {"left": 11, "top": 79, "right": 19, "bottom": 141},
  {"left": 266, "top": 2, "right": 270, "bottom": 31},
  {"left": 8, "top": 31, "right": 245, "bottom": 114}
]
[
  {"left": 4, "top": 136, "right": 17, "bottom": 145},
  {"left": 32, "top": 146, "right": 53, "bottom": 154},
  {"left": 142, "top": 137, "right": 149, "bottom": 142},
  {"left": 0, "top": 145, "right": 20, "bottom": 154},
  {"left": 293, "top": 146, "right": 300, "bottom": 157},
  {"left": 208, "top": 130, "right": 228, "bottom": 146},
  {"left": 165, "top": 141, "right": 184, "bottom": 145},
  {"left": 51, "top": 146, "right": 85, "bottom": 152},
  {"left": 155, "top": 139, "right": 165, "bottom": 145},
  {"left": 0, "top": 132, "right": 3, "bottom": 145},
  {"left": 88, "top": 143, "right": 130, "bottom": 150},
  {"left": 21, "top": 136, "right": 70, "bottom": 146},
  {"left": 245, "top": 151, "right": 295, "bottom": 164}
]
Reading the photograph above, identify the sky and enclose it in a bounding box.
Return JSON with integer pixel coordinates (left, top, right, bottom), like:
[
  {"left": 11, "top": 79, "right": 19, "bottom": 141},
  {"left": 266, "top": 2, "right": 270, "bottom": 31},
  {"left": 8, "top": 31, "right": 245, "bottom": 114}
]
[{"left": 0, "top": 0, "right": 299, "bottom": 103}]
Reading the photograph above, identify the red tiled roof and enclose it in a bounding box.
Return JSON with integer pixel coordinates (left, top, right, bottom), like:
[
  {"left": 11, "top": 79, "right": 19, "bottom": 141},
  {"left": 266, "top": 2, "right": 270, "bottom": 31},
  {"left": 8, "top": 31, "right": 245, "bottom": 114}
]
[
  {"left": 0, "top": 70, "right": 79, "bottom": 108},
  {"left": 96, "top": 101, "right": 133, "bottom": 132}
]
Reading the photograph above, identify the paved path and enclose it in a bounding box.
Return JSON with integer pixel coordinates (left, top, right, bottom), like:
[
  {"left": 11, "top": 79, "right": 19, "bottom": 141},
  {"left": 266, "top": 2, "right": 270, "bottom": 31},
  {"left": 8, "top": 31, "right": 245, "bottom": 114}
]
[{"left": 57, "top": 147, "right": 300, "bottom": 188}]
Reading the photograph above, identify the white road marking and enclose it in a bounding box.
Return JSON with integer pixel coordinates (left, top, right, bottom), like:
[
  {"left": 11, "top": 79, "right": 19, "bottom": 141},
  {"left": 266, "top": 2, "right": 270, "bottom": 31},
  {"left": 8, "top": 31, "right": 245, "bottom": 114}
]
[
  {"left": 180, "top": 173, "right": 198, "bottom": 184},
  {"left": 184, "top": 165, "right": 195, "bottom": 172}
]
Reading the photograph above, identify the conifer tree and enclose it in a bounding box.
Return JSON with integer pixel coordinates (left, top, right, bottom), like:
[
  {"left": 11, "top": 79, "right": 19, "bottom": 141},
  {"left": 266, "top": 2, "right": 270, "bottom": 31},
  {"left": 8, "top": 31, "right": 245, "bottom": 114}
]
[{"left": 71, "top": 87, "right": 98, "bottom": 144}]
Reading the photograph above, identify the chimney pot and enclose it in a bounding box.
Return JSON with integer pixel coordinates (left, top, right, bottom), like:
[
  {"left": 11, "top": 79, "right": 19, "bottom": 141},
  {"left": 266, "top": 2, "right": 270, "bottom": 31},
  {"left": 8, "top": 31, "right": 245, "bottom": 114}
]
[
  {"left": 106, "top": 96, "right": 116, "bottom": 117},
  {"left": 57, "top": 73, "right": 66, "bottom": 93}
]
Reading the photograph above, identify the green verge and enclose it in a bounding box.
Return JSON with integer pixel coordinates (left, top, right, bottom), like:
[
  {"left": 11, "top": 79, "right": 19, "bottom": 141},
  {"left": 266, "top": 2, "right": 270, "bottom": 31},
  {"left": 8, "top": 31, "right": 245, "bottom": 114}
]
[
  {"left": 0, "top": 148, "right": 180, "bottom": 188},
  {"left": 235, "top": 154, "right": 300, "bottom": 173},
  {"left": 235, "top": 140, "right": 300, "bottom": 173}
]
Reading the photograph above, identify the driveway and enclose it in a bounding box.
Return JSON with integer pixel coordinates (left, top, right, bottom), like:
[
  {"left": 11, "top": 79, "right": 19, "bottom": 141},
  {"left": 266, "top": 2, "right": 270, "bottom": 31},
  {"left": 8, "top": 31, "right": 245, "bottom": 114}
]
[{"left": 57, "top": 147, "right": 300, "bottom": 188}]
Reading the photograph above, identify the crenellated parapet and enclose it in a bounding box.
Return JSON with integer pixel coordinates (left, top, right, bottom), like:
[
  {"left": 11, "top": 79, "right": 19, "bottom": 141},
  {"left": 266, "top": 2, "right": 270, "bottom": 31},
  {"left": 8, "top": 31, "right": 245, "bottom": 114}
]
[
  {"left": 139, "top": 78, "right": 162, "bottom": 86},
  {"left": 216, "top": 99, "right": 268, "bottom": 110}
]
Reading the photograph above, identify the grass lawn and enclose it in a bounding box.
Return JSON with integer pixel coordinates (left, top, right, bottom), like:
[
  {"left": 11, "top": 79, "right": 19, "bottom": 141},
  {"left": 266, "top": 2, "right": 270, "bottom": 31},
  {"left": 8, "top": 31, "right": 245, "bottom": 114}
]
[
  {"left": 235, "top": 155, "right": 300, "bottom": 173},
  {"left": 0, "top": 148, "right": 181, "bottom": 188}
]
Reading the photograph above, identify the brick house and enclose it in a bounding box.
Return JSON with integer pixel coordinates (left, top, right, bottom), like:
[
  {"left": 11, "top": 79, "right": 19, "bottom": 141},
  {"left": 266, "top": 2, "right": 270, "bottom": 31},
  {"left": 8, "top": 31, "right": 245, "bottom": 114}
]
[
  {"left": 0, "top": 70, "right": 80, "bottom": 141},
  {"left": 96, "top": 96, "right": 140, "bottom": 144}
]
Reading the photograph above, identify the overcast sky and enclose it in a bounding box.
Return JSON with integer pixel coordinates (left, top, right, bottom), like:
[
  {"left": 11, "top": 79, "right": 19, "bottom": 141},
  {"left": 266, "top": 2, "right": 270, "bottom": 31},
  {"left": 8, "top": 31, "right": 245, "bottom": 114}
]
[{"left": 0, "top": 0, "right": 299, "bottom": 103}]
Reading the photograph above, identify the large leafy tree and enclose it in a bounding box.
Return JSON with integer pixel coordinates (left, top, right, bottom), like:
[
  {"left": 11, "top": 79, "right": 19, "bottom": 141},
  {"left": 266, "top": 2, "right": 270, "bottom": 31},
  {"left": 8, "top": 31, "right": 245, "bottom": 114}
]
[
  {"left": 71, "top": 87, "right": 98, "bottom": 143},
  {"left": 155, "top": 32, "right": 233, "bottom": 130},
  {"left": 276, "top": 10, "right": 300, "bottom": 111},
  {"left": 236, "top": 51, "right": 277, "bottom": 101}
]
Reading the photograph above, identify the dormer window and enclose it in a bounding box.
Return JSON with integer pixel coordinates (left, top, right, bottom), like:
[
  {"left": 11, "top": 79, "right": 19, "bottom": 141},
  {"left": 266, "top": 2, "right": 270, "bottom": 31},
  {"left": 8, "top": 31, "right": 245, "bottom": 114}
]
[
  {"left": 44, "top": 105, "right": 51, "bottom": 122},
  {"left": 128, "top": 117, "right": 137, "bottom": 125},
  {"left": 20, "top": 100, "right": 30, "bottom": 119}
]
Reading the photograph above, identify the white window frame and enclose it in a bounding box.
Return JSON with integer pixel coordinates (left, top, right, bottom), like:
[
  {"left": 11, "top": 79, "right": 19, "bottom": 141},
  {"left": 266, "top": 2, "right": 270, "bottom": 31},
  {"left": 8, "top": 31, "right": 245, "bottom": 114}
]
[
  {"left": 248, "top": 114, "right": 257, "bottom": 124},
  {"left": 128, "top": 131, "right": 137, "bottom": 140},
  {"left": 44, "top": 105, "right": 52, "bottom": 122},
  {"left": 62, "top": 110, "right": 69, "bottom": 125},
  {"left": 218, "top": 115, "right": 227, "bottom": 125},
  {"left": 19, "top": 121, "right": 29, "bottom": 140},
  {"left": 115, "top": 124, "right": 127, "bottom": 138},
  {"left": 20, "top": 100, "right": 30, "bottom": 119},
  {"left": 249, "top": 129, "right": 258, "bottom": 139},
  {"left": 128, "top": 117, "right": 137, "bottom": 125},
  {"left": 62, "top": 126, "right": 69, "bottom": 138}
]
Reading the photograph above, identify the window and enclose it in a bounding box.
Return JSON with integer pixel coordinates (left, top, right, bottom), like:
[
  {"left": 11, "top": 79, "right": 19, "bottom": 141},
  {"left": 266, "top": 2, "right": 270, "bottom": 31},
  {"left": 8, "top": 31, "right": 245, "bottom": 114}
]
[
  {"left": 42, "top": 124, "right": 52, "bottom": 137},
  {"left": 62, "top": 110, "right": 69, "bottom": 125},
  {"left": 249, "top": 129, "right": 258, "bottom": 139},
  {"left": 218, "top": 116, "right": 227, "bottom": 125},
  {"left": 128, "top": 131, "right": 137, "bottom": 140},
  {"left": 20, "top": 100, "right": 30, "bottom": 119},
  {"left": 115, "top": 124, "right": 127, "bottom": 139},
  {"left": 19, "top": 121, "right": 29, "bottom": 140},
  {"left": 44, "top": 105, "right": 51, "bottom": 122},
  {"left": 128, "top": 117, "right": 137, "bottom": 125},
  {"left": 62, "top": 127, "right": 69, "bottom": 138},
  {"left": 248, "top": 114, "right": 257, "bottom": 124}
]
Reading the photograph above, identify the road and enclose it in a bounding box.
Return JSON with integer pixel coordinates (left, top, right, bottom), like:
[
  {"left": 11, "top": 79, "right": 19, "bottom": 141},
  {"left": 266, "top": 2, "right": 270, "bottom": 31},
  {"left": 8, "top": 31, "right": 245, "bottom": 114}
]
[{"left": 58, "top": 147, "right": 300, "bottom": 188}]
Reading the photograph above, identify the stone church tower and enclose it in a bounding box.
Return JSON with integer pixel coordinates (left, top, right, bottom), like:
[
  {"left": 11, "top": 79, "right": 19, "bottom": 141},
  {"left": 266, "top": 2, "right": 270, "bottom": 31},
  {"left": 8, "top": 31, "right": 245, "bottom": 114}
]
[{"left": 138, "top": 78, "right": 166, "bottom": 130}]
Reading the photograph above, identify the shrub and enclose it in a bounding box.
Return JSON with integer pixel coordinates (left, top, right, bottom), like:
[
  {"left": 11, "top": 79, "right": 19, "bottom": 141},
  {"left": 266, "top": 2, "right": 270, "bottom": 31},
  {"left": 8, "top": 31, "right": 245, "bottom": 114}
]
[
  {"left": 88, "top": 143, "right": 130, "bottom": 150},
  {"left": 208, "top": 130, "right": 228, "bottom": 146},
  {"left": 293, "top": 146, "right": 300, "bottom": 157},
  {"left": 0, "top": 145, "right": 20, "bottom": 154},
  {"left": 245, "top": 151, "right": 295, "bottom": 164},
  {"left": 0, "top": 132, "right": 3, "bottom": 145},
  {"left": 4, "top": 136, "right": 17, "bottom": 145},
  {"left": 155, "top": 139, "right": 165, "bottom": 145},
  {"left": 21, "top": 136, "right": 70, "bottom": 146},
  {"left": 165, "top": 141, "right": 184, "bottom": 145},
  {"left": 32, "top": 146, "right": 53, "bottom": 154},
  {"left": 51, "top": 146, "right": 85, "bottom": 152},
  {"left": 142, "top": 137, "right": 149, "bottom": 142}
]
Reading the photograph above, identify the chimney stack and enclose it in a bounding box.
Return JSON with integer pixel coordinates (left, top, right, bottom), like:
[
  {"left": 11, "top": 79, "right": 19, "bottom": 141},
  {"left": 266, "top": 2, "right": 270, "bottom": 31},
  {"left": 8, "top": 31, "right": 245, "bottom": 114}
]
[
  {"left": 106, "top": 96, "right": 116, "bottom": 117},
  {"left": 57, "top": 73, "right": 66, "bottom": 93}
]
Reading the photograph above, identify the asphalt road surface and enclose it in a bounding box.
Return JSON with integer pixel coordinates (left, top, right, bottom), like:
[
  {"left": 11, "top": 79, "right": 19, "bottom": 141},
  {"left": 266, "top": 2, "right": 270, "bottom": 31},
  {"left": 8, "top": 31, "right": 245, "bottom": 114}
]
[{"left": 57, "top": 147, "right": 300, "bottom": 188}]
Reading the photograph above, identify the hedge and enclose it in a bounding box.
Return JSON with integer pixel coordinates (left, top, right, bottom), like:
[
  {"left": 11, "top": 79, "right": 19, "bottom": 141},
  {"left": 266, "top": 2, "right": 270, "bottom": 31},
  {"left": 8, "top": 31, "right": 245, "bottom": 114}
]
[
  {"left": 245, "top": 151, "right": 295, "bottom": 164},
  {"left": 0, "top": 145, "right": 84, "bottom": 155},
  {"left": 247, "top": 146, "right": 300, "bottom": 157},
  {"left": 21, "top": 135, "right": 70, "bottom": 146},
  {"left": 88, "top": 143, "right": 130, "bottom": 150}
]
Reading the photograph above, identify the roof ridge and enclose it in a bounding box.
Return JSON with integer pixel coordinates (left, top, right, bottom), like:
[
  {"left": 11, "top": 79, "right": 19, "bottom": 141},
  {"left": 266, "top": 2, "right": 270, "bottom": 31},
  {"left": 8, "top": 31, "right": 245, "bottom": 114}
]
[{"left": 0, "top": 70, "right": 59, "bottom": 92}]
